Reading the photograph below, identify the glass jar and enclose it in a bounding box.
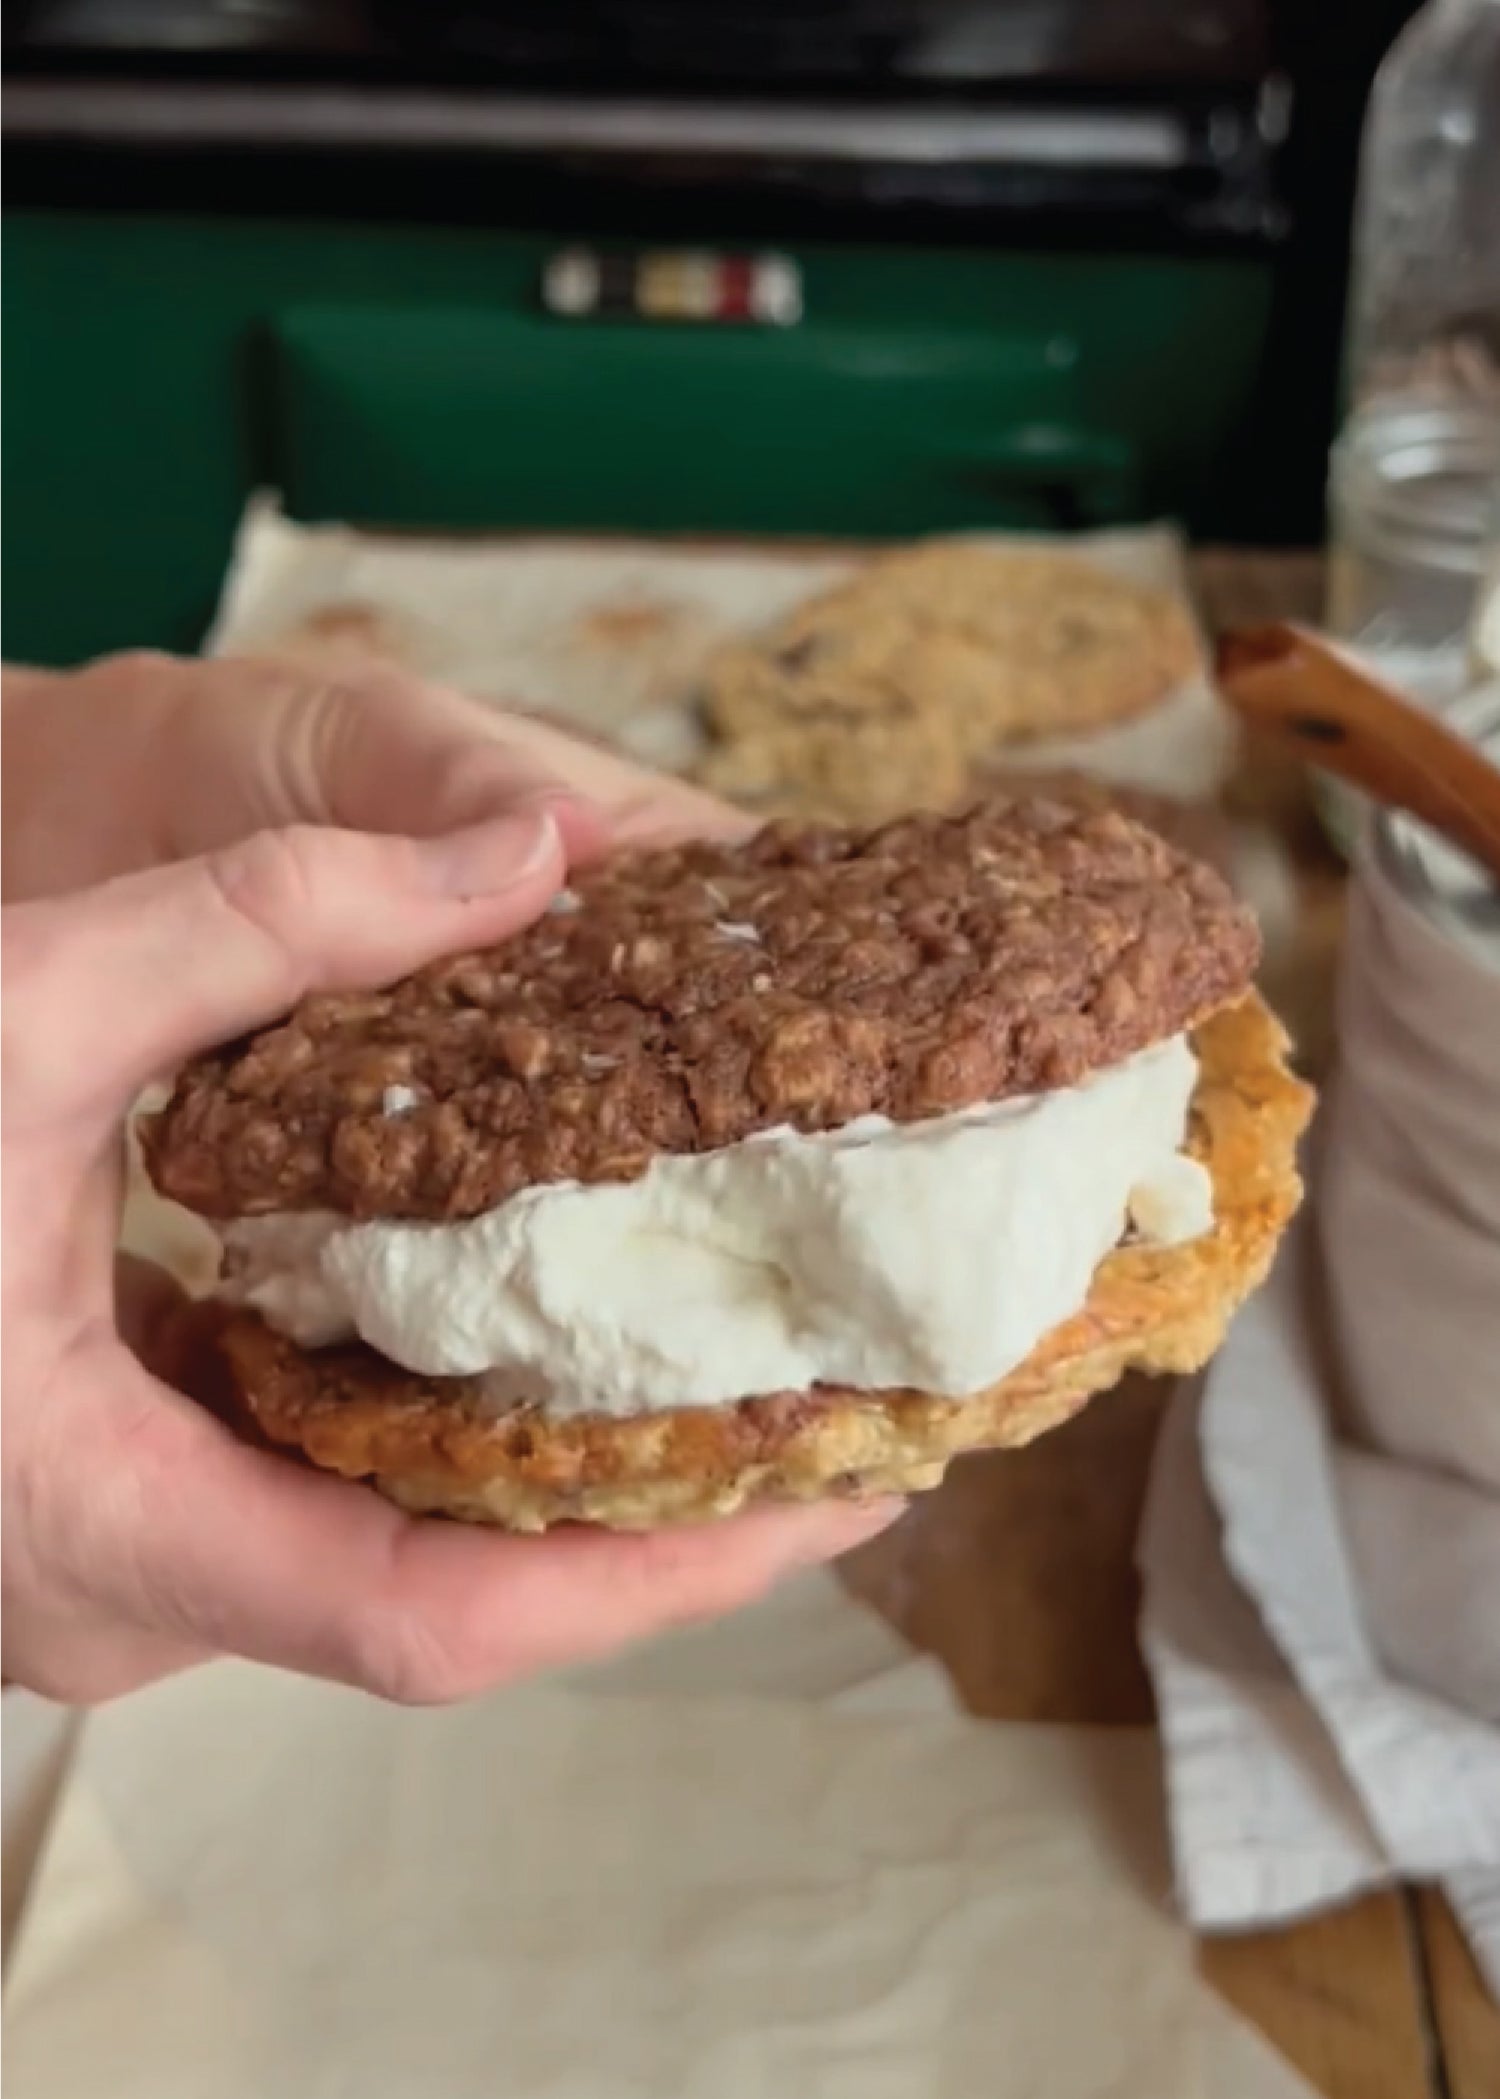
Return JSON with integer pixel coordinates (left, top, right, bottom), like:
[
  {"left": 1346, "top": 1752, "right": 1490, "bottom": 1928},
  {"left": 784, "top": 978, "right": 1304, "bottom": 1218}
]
[
  {"left": 1329, "top": 0, "right": 1500, "bottom": 688},
  {"left": 1470, "top": 496, "right": 1500, "bottom": 683},
  {"left": 1328, "top": 399, "right": 1500, "bottom": 708},
  {"left": 1321, "top": 0, "right": 1500, "bottom": 844},
  {"left": 1344, "top": 0, "right": 1500, "bottom": 419}
]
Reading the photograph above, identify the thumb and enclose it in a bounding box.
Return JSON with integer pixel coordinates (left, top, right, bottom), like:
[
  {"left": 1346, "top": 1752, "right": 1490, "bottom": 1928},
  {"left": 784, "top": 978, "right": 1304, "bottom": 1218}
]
[
  {"left": 6, "top": 808, "right": 564, "bottom": 1125},
  {"left": 85, "top": 1354, "right": 901, "bottom": 1702}
]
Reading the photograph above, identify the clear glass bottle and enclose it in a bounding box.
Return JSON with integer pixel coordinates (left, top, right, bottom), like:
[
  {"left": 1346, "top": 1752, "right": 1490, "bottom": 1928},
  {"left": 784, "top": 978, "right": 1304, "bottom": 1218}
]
[
  {"left": 1327, "top": 0, "right": 1500, "bottom": 709},
  {"left": 1470, "top": 485, "right": 1500, "bottom": 683}
]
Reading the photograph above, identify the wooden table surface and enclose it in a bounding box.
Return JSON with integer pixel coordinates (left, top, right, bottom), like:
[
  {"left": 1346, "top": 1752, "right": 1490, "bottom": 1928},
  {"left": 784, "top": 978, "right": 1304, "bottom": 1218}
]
[{"left": 845, "top": 551, "right": 1500, "bottom": 2099}]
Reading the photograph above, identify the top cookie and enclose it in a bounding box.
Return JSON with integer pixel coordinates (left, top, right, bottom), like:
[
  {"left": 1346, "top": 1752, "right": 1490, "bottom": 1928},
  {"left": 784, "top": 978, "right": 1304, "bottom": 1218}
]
[
  {"left": 696, "top": 542, "right": 1202, "bottom": 824},
  {"left": 144, "top": 798, "right": 1259, "bottom": 1225}
]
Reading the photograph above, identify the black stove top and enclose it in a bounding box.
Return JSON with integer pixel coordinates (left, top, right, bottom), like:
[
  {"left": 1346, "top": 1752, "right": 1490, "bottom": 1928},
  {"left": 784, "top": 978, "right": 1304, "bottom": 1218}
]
[
  {"left": 4, "top": 0, "right": 1301, "bottom": 253},
  {"left": 6, "top": 0, "right": 1270, "bottom": 94}
]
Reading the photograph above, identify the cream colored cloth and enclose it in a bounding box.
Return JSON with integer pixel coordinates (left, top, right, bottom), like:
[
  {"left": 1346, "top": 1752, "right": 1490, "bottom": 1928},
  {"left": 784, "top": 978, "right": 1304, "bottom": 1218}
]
[
  {"left": 3, "top": 1575, "right": 1319, "bottom": 2099},
  {"left": 1318, "top": 836, "right": 1500, "bottom": 1491},
  {"left": 1142, "top": 833, "right": 1500, "bottom": 1995}
]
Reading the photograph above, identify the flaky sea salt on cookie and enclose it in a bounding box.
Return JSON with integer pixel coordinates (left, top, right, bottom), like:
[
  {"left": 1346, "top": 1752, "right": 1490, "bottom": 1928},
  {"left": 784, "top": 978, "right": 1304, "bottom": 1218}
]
[{"left": 145, "top": 800, "right": 1310, "bottom": 1531}]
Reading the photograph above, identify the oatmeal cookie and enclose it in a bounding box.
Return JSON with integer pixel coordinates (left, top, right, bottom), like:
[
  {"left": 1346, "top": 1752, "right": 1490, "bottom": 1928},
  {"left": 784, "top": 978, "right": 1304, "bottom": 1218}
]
[
  {"left": 696, "top": 543, "right": 1202, "bottom": 822},
  {"left": 145, "top": 799, "right": 1258, "bottom": 1223}
]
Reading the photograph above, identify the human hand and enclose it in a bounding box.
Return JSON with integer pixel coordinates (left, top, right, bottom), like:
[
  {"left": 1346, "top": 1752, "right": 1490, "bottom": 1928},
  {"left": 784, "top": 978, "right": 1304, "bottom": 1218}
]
[
  {"left": 2, "top": 651, "right": 743, "bottom": 905},
  {"left": 2, "top": 810, "right": 896, "bottom": 1705}
]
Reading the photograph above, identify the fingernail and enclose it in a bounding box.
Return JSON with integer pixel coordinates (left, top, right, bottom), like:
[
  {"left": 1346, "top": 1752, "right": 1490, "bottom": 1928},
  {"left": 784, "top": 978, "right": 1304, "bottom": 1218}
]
[
  {"left": 515, "top": 789, "right": 610, "bottom": 861},
  {"left": 418, "top": 809, "right": 560, "bottom": 899}
]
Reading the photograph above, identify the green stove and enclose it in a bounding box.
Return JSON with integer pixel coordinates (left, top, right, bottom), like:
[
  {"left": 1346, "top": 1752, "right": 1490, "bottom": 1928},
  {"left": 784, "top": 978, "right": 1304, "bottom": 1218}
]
[{"left": 3, "top": 0, "right": 1405, "bottom": 666}]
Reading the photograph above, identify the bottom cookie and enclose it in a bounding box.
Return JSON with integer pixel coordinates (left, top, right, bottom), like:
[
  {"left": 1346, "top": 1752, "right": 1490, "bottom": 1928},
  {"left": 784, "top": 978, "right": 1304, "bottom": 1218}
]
[{"left": 220, "top": 994, "right": 1310, "bottom": 1532}]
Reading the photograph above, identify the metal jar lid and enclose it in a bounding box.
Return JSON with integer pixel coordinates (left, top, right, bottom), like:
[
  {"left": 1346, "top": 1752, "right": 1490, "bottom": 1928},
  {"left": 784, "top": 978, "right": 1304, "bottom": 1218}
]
[{"left": 1373, "top": 678, "right": 1500, "bottom": 971}]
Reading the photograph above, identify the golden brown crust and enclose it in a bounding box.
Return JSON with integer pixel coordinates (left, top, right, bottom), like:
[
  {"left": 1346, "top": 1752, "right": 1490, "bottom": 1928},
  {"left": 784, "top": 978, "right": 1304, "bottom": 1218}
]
[{"left": 224, "top": 993, "right": 1311, "bottom": 1531}]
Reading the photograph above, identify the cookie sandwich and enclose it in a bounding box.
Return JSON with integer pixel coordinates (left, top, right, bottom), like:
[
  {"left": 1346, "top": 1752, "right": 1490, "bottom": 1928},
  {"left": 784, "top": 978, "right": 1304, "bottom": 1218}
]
[{"left": 145, "top": 799, "right": 1311, "bottom": 1531}]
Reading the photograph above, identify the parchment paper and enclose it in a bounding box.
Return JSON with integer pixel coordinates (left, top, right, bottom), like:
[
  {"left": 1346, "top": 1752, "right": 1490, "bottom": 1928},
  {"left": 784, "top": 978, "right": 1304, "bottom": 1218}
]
[
  {"left": 207, "top": 495, "right": 1240, "bottom": 799},
  {"left": 204, "top": 498, "right": 1334, "bottom": 1039},
  {"left": 5, "top": 1652, "right": 1319, "bottom": 2099},
  {"left": 5, "top": 1145, "right": 1323, "bottom": 2094}
]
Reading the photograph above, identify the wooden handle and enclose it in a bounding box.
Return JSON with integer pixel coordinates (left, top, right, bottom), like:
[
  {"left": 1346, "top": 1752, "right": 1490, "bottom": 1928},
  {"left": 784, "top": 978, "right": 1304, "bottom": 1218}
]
[{"left": 1216, "top": 622, "right": 1500, "bottom": 882}]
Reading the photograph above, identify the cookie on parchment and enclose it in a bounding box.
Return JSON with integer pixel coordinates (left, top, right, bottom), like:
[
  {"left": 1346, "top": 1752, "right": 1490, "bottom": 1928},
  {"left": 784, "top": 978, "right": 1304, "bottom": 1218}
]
[{"left": 696, "top": 542, "right": 1203, "bottom": 824}]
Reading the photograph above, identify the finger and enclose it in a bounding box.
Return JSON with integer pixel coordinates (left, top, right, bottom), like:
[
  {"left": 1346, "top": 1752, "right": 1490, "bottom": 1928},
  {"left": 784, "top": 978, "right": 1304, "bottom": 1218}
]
[
  {"left": 8, "top": 809, "right": 565, "bottom": 1121},
  {"left": 104, "top": 1367, "right": 901, "bottom": 1700},
  {"left": 222, "top": 655, "right": 749, "bottom": 855},
  {"left": 310, "top": 674, "right": 753, "bottom": 857},
  {"left": 241, "top": 660, "right": 609, "bottom": 863},
  {"left": 314, "top": 676, "right": 611, "bottom": 860},
  {"left": 486, "top": 709, "right": 756, "bottom": 847},
  {"left": 361, "top": 1498, "right": 907, "bottom": 1700},
  {"left": 3, "top": 1608, "right": 212, "bottom": 1705},
  {"left": 605, "top": 785, "right": 756, "bottom": 849}
]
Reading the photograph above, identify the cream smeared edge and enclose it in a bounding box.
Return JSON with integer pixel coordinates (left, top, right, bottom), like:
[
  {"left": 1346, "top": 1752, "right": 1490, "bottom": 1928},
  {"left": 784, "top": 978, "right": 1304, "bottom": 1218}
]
[{"left": 221, "top": 1034, "right": 1212, "bottom": 1420}]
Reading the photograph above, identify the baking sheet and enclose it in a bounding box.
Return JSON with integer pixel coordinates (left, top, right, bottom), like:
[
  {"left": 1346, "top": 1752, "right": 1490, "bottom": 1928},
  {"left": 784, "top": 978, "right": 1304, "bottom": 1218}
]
[{"left": 208, "top": 495, "right": 1241, "bottom": 800}]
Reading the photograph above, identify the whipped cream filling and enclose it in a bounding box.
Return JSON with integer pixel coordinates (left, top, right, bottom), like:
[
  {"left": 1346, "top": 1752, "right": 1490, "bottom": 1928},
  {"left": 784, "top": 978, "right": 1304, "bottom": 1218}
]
[{"left": 221, "top": 1034, "right": 1212, "bottom": 1421}]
